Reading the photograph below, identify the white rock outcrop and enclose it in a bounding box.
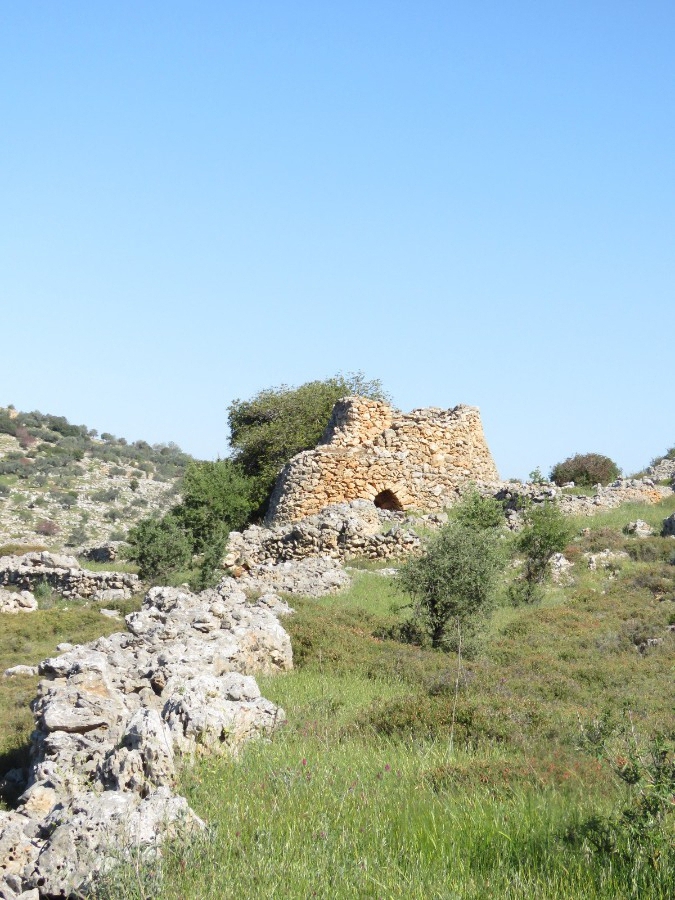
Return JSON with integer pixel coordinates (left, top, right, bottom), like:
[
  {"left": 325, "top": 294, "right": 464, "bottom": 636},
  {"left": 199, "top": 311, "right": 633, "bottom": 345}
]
[
  {"left": 0, "top": 581, "right": 292, "bottom": 899},
  {"left": 0, "top": 589, "right": 37, "bottom": 614}
]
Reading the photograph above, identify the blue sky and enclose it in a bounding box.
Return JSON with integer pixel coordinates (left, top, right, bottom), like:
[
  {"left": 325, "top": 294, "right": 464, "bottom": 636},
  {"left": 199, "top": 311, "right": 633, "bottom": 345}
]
[{"left": 1, "top": 2, "right": 673, "bottom": 479}]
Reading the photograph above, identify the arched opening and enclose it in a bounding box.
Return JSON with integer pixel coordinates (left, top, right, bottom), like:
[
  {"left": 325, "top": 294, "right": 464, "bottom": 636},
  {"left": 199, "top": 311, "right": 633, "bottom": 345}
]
[{"left": 374, "top": 489, "right": 403, "bottom": 511}]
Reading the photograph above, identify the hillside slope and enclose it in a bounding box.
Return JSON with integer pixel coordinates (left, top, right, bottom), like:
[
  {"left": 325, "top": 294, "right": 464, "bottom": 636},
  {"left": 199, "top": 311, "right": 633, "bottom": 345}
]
[{"left": 0, "top": 406, "right": 193, "bottom": 549}]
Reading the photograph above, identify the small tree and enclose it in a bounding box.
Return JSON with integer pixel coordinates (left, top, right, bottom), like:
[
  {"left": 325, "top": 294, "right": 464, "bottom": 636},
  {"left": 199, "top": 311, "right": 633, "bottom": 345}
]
[
  {"left": 172, "top": 459, "right": 253, "bottom": 553},
  {"left": 550, "top": 453, "right": 620, "bottom": 487},
  {"left": 227, "top": 372, "right": 388, "bottom": 515},
  {"left": 398, "top": 520, "right": 505, "bottom": 650},
  {"left": 126, "top": 514, "right": 192, "bottom": 581},
  {"left": 510, "top": 501, "right": 573, "bottom": 604}
]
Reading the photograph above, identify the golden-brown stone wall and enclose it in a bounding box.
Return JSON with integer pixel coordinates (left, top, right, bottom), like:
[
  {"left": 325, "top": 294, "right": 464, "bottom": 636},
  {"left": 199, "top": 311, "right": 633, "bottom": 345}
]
[{"left": 266, "top": 396, "right": 499, "bottom": 524}]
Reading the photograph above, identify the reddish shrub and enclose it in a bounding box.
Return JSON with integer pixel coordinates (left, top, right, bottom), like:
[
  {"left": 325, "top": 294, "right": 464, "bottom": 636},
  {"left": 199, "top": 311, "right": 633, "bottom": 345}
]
[
  {"left": 35, "top": 519, "right": 59, "bottom": 536},
  {"left": 15, "top": 426, "right": 36, "bottom": 450}
]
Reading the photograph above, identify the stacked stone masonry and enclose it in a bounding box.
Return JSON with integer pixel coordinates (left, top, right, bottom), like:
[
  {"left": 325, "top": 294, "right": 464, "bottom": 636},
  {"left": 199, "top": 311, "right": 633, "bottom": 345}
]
[
  {"left": 266, "top": 396, "right": 499, "bottom": 525},
  {"left": 0, "top": 551, "right": 139, "bottom": 601}
]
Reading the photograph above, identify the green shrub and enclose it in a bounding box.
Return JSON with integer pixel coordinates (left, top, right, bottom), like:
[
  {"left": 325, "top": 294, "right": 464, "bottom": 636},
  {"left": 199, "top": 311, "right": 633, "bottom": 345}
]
[
  {"left": 550, "top": 453, "right": 621, "bottom": 487},
  {"left": 574, "top": 720, "right": 675, "bottom": 873},
  {"left": 66, "top": 525, "right": 88, "bottom": 547},
  {"left": 50, "top": 490, "right": 77, "bottom": 508},
  {"left": 228, "top": 372, "right": 388, "bottom": 515},
  {"left": 190, "top": 527, "right": 229, "bottom": 592},
  {"left": 453, "top": 489, "right": 505, "bottom": 530},
  {"left": 173, "top": 460, "right": 253, "bottom": 553},
  {"left": 90, "top": 488, "right": 120, "bottom": 503},
  {"left": 398, "top": 520, "right": 505, "bottom": 649},
  {"left": 651, "top": 446, "right": 675, "bottom": 466},
  {"left": 125, "top": 515, "right": 192, "bottom": 581},
  {"left": 510, "top": 502, "right": 573, "bottom": 604}
]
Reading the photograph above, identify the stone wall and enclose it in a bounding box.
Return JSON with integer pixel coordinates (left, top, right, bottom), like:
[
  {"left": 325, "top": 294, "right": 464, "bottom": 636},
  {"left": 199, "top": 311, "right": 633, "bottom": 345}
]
[
  {"left": 266, "top": 396, "right": 499, "bottom": 525},
  {"left": 0, "top": 551, "right": 140, "bottom": 600}
]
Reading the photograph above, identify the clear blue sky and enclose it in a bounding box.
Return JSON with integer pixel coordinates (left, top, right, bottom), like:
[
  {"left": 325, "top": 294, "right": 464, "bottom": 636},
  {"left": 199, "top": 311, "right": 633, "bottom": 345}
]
[{"left": 1, "top": 2, "right": 673, "bottom": 479}]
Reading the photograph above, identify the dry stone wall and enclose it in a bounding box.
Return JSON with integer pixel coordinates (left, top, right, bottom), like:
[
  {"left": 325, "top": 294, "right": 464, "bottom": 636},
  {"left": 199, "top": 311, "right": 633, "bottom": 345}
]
[
  {"left": 266, "top": 397, "right": 499, "bottom": 525},
  {"left": 0, "top": 551, "right": 139, "bottom": 600}
]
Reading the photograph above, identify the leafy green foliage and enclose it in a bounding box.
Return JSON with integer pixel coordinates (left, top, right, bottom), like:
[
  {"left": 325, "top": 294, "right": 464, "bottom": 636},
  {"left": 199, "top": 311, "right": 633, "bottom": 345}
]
[
  {"left": 574, "top": 718, "right": 675, "bottom": 873},
  {"left": 125, "top": 514, "right": 192, "bottom": 581},
  {"left": 398, "top": 509, "right": 505, "bottom": 649},
  {"left": 510, "top": 501, "right": 573, "bottom": 604},
  {"left": 453, "top": 489, "right": 505, "bottom": 531},
  {"left": 227, "top": 372, "right": 388, "bottom": 514},
  {"left": 173, "top": 460, "right": 253, "bottom": 553},
  {"left": 550, "top": 453, "right": 621, "bottom": 487},
  {"left": 125, "top": 460, "right": 253, "bottom": 586}
]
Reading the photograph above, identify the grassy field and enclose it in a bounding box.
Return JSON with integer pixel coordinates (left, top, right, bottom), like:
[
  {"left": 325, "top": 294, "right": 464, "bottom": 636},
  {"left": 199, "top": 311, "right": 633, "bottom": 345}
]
[{"left": 2, "top": 497, "right": 674, "bottom": 898}]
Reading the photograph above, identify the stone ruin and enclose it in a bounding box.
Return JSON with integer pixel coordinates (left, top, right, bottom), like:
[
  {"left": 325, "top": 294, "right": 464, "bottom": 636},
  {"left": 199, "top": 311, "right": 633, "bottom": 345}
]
[
  {"left": 0, "top": 551, "right": 140, "bottom": 602},
  {"left": 266, "top": 396, "right": 499, "bottom": 525}
]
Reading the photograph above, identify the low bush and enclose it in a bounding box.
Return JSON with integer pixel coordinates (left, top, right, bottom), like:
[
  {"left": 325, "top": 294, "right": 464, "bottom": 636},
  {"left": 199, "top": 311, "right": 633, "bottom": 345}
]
[
  {"left": 398, "top": 498, "right": 506, "bottom": 648},
  {"left": 125, "top": 514, "right": 192, "bottom": 581},
  {"left": 65, "top": 526, "right": 88, "bottom": 547},
  {"left": 509, "top": 502, "right": 573, "bottom": 604},
  {"left": 35, "top": 519, "right": 58, "bottom": 537},
  {"left": 90, "top": 488, "right": 120, "bottom": 503},
  {"left": 574, "top": 719, "right": 675, "bottom": 875},
  {"left": 550, "top": 453, "right": 621, "bottom": 487}
]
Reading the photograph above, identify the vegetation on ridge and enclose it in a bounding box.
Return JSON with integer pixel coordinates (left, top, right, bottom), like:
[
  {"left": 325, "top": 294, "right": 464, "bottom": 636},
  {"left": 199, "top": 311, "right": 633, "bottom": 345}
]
[{"left": 550, "top": 452, "right": 621, "bottom": 488}]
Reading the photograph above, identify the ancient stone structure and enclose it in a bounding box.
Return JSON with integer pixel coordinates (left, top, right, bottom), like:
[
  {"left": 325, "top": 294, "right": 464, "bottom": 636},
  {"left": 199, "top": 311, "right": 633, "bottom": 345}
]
[{"left": 266, "top": 396, "right": 499, "bottom": 525}]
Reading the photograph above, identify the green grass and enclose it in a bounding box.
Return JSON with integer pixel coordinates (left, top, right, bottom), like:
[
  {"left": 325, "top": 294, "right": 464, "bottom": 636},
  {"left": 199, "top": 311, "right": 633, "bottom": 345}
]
[
  {"left": 78, "top": 558, "right": 140, "bottom": 574},
  {"left": 4, "top": 495, "right": 675, "bottom": 897},
  {"left": 92, "top": 500, "right": 675, "bottom": 898},
  {"left": 567, "top": 492, "right": 675, "bottom": 535}
]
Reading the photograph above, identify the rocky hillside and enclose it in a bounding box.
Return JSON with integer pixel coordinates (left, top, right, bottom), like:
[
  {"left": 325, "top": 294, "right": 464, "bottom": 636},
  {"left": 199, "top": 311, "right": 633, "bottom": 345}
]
[{"left": 0, "top": 406, "right": 193, "bottom": 549}]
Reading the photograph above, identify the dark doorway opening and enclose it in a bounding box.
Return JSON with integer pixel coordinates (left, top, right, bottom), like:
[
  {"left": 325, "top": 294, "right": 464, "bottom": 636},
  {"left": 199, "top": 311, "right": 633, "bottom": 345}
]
[{"left": 374, "top": 489, "right": 403, "bottom": 511}]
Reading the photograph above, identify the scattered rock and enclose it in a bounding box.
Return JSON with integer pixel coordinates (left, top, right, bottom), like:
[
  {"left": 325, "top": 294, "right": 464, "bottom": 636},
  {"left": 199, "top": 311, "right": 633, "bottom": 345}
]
[
  {"left": 230, "top": 556, "right": 351, "bottom": 596},
  {"left": 0, "top": 588, "right": 38, "bottom": 614},
  {"left": 549, "top": 553, "right": 574, "bottom": 585},
  {"left": 585, "top": 549, "right": 630, "bottom": 571},
  {"left": 77, "top": 541, "right": 126, "bottom": 563},
  {"left": 3, "top": 665, "right": 38, "bottom": 678},
  {"left": 647, "top": 456, "right": 675, "bottom": 484},
  {"left": 623, "top": 520, "right": 654, "bottom": 537}
]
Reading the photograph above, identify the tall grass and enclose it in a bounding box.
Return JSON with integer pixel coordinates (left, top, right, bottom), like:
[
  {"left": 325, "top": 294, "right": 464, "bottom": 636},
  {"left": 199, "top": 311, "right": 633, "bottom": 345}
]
[{"left": 3, "top": 496, "right": 674, "bottom": 896}]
